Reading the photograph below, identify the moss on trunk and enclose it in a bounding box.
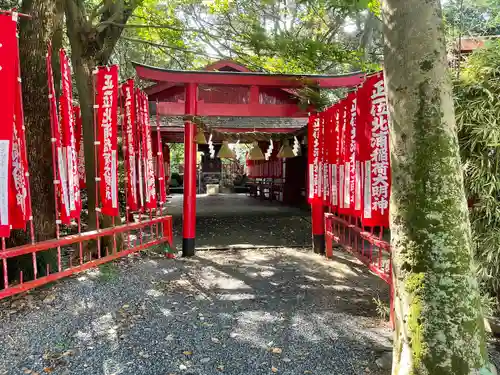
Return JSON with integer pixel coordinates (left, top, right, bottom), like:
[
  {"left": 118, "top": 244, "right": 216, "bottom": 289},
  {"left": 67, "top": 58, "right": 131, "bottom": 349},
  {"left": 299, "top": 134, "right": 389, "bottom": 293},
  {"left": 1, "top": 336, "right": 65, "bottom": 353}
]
[{"left": 381, "top": 0, "right": 493, "bottom": 374}]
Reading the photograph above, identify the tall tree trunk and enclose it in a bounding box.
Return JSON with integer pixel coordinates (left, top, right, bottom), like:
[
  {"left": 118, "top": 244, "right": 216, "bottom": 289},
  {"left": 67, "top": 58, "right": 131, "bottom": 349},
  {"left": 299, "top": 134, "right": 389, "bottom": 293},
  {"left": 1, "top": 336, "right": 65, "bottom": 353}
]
[
  {"left": 64, "top": 1, "right": 98, "bottom": 229},
  {"left": 65, "top": 0, "right": 138, "bottom": 249},
  {"left": 381, "top": 0, "right": 493, "bottom": 374},
  {"left": 13, "top": 0, "right": 59, "bottom": 273}
]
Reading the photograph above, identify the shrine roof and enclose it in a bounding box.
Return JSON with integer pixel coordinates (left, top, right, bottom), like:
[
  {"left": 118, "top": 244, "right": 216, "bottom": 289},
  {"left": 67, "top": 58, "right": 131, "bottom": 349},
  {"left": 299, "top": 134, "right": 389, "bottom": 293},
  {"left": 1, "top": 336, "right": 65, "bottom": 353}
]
[
  {"left": 156, "top": 115, "right": 307, "bottom": 130},
  {"left": 133, "top": 61, "right": 365, "bottom": 88}
]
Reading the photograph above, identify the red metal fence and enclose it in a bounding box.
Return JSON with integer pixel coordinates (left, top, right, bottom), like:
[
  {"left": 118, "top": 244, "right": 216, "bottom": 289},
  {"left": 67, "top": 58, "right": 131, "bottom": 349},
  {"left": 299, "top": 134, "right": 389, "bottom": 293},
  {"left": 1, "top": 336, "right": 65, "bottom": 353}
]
[
  {"left": 0, "top": 216, "right": 173, "bottom": 299},
  {"left": 0, "top": 13, "right": 173, "bottom": 300},
  {"left": 324, "top": 213, "right": 394, "bottom": 323}
]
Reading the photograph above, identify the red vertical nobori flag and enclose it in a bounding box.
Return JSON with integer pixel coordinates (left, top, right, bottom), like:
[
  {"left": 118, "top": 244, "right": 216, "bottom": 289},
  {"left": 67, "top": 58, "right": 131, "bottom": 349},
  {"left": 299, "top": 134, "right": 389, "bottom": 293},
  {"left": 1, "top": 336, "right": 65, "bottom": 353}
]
[
  {"left": 0, "top": 14, "right": 17, "bottom": 236},
  {"left": 154, "top": 102, "right": 166, "bottom": 205},
  {"left": 46, "top": 47, "right": 69, "bottom": 224},
  {"left": 326, "top": 105, "right": 339, "bottom": 211},
  {"left": 60, "top": 49, "right": 81, "bottom": 220},
  {"left": 163, "top": 143, "right": 170, "bottom": 186},
  {"left": 330, "top": 105, "right": 339, "bottom": 211},
  {"left": 348, "top": 90, "right": 362, "bottom": 217},
  {"left": 140, "top": 91, "right": 156, "bottom": 209},
  {"left": 341, "top": 93, "right": 355, "bottom": 215},
  {"left": 10, "top": 15, "right": 30, "bottom": 231},
  {"left": 74, "top": 106, "right": 86, "bottom": 189},
  {"left": 307, "top": 114, "right": 321, "bottom": 203},
  {"left": 362, "top": 72, "right": 391, "bottom": 227},
  {"left": 58, "top": 97, "right": 71, "bottom": 224},
  {"left": 321, "top": 111, "right": 330, "bottom": 207},
  {"left": 121, "top": 80, "right": 138, "bottom": 210},
  {"left": 135, "top": 88, "right": 144, "bottom": 210},
  {"left": 337, "top": 100, "right": 348, "bottom": 214},
  {"left": 357, "top": 79, "right": 370, "bottom": 217},
  {"left": 96, "top": 65, "right": 119, "bottom": 216}
]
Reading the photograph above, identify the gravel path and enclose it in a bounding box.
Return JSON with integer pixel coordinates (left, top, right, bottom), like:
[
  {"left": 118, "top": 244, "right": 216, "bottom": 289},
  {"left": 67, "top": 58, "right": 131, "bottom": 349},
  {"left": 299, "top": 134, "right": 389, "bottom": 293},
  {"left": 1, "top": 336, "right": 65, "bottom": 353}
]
[
  {"left": 167, "top": 194, "right": 312, "bottom": 249},
  {"left": 0, "top": 248, "right": 393, "bottom": 375}
]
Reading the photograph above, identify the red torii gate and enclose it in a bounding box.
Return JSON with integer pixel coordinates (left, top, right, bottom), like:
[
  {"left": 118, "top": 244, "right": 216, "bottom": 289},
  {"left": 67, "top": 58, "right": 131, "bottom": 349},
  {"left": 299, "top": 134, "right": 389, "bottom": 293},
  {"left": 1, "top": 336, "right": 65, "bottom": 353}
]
[{"left": 134, "top": 62, "right": 365, "bottom": 256}]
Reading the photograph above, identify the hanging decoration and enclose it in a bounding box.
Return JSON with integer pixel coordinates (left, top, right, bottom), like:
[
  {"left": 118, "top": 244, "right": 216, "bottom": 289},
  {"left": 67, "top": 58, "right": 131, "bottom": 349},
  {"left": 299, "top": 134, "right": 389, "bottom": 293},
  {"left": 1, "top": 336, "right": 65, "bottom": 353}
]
[
  {"left": 248, "top": 141, "right": 265, "bottom": 161},
  {"left": 208, "top": 133, "right": 215, "bottom": 159},
  {"left": 277, "top": 139, "right": 295, "bottom": 159},
  {"left": 292, "top": 136, "right": 301, "bottom": 156},
  {"left": 265, "top": 139, "right": 273, "bottom": 161},
  {"left": 95, "top": 65, "right": 119, "bottom": 216},
  {"left": 121, "top": 79, "right": 138, "bottom": 211},
  {"left": 195, "top": 127, "right": 207, "bottom": 144},
  {"left": 217, "top": 141, "right": 235, "bottom": 159}
]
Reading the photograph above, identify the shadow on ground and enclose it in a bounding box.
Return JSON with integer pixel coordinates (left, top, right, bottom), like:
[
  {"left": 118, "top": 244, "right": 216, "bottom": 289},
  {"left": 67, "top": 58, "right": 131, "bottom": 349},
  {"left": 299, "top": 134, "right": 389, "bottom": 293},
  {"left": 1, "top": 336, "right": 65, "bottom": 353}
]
[
  {"left": 166, "top": 194, "right": 312, "bottom": 249},
  {"left": 0, "top": 248, "right": 392, "bottom": 375}
]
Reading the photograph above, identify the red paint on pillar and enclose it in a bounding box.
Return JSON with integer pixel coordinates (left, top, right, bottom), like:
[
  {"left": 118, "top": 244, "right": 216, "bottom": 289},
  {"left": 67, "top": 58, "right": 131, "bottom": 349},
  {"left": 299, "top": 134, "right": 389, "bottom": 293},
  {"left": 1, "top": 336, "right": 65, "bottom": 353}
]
[{"left": 182, "top": 83, "right": 197, "bottom": 256}]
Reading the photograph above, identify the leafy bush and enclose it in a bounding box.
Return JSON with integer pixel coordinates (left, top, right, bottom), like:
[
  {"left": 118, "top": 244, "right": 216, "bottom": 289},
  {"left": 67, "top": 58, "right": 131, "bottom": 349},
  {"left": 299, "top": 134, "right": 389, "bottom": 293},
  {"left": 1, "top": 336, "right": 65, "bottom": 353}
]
[{"left": 454, "top": 40, "right": 500, "bottom": 306}]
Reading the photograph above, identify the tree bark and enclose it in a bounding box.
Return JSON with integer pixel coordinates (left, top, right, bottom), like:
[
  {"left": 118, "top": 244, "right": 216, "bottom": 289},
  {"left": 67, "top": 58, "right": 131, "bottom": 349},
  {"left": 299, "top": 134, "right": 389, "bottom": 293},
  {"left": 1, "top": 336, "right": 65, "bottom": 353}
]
[
  {"left": 65, "top": 0, "right": 138, "bottom": 251},
  {"left": 381, "top": 0, "right": 493, "bottom": 374},
  {"left": 19, "top": 0, "right": 58, "bottom": 240}
]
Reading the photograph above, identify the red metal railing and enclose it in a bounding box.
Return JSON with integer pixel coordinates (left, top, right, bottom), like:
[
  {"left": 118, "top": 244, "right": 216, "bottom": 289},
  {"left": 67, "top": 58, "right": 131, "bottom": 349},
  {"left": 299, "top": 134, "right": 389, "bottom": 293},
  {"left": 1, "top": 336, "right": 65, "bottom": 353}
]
[
  {"left": 325, "top": 213, "right": 394, "bottom": 324},
  {"left": 0, "top": 216, "right": 173, "bottom": 299}
]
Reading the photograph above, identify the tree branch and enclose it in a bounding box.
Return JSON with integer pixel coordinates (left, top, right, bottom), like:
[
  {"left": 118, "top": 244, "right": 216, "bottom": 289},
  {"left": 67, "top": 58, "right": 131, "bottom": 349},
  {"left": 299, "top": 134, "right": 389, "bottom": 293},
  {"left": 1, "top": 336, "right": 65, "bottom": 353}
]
[{"left": 122, "top": 36, "right": 218, "bottom": 59}]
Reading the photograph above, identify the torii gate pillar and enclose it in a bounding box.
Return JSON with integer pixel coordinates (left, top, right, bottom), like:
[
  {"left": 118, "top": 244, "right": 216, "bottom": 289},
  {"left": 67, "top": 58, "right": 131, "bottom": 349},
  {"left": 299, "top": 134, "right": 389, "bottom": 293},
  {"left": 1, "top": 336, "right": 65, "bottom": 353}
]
[{"left": 183, "top": 82, "right": 197, "bottom": 257}]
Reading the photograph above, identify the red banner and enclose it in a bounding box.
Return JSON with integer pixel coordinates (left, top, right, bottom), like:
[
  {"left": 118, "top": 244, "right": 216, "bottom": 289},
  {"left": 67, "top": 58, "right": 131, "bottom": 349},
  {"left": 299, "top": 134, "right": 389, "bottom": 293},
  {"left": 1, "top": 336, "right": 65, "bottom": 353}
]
[
  {"left": 46, "top": 47, "right": 69, "bottom": 225},
  {"left": 308, "top": 114, "right": 321, "bottom": 203},
  {"left": 326, "top": 106, "right": 338, "bottom": 210},
  {"left": 163, "top": 144, "right": 170, "bottom": 186},
  {"left": 96, "top": 65, "right": 119, "bottom": 216},
  {"left": 121, "top": 80, "right": 138, "bottom": 211},
  {"left": 139, "top": 91, "right": 156, "bottom": 209},
  {"left": 135, "top": 89, "right": 145, "bottom": 210},
  {"left": 330, "top": 105, "right": 340, "bottom": 211},
  {"left": 155, "top": 102, "right": 166, "bottom": 205},
  {"left": 337, "top": 100, "right": 348, "bottom": 214},
  {"left": 348, "top": 91, "right": 362, "bottom": 217},
  {"left": 10, "top": 17, "right": 30, "bottom": 232},
  {"left": 0, "top": 14, "right": 17, "bottom": 236},
  {"left": 74, "top": 106, "right": 86, "bottom": 189},
  {"left": 60, "top": 49, "right": 81, "bottom": 222},
  {"left": 362, "top": 72, "right": 390, "bottom": 227},
  {"left": 321, "top": 112, "right": 330, "bottom": 206}
]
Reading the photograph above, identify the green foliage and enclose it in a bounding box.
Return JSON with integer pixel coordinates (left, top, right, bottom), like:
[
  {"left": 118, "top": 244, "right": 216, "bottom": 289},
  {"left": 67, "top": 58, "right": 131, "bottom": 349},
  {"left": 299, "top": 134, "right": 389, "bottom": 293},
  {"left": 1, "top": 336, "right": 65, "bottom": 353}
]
[
  {"left": 454, "top": 40, "right": 500, "bottom": 305},
  {"left": 112, "top": 0, "right": 380, "bottom": 75},
  {"left": 443, "top": 0, "right": 500, "bottom": 38}
]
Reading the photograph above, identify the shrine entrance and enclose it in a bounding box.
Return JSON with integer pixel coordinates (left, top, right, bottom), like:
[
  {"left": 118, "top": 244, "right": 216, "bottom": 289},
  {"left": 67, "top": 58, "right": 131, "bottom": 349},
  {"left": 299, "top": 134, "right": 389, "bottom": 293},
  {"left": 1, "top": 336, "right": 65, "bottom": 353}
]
[{"left": 134, "top": 60, "right": 365, "bottom": 257}]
